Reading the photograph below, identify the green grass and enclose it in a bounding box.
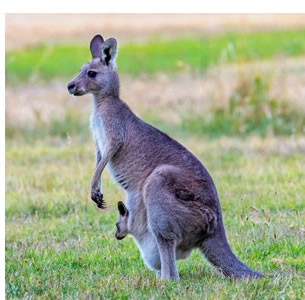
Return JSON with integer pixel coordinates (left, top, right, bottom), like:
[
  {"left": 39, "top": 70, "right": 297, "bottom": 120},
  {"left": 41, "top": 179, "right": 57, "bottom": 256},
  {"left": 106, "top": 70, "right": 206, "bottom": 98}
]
[
  {"left": 6, "top": 135, "right": 305, "bottom": 299},
  {"left": 6, "top": 29, "right": 305, "bottom": 82}
]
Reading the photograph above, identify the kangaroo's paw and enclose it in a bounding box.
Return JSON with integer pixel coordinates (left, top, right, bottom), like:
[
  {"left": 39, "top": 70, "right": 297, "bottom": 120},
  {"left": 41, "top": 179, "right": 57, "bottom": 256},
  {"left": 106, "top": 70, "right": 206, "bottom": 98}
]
[{"left": 91, "top": 189, "right": 106, "bottom": 209}]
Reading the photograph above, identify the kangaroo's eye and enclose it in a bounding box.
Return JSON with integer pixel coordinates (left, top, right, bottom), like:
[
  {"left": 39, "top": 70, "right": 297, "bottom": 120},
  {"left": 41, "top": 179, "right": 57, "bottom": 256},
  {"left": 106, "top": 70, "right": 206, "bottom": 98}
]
[{"left": 87, "top": 71, "right": 97, "bottom": 78}]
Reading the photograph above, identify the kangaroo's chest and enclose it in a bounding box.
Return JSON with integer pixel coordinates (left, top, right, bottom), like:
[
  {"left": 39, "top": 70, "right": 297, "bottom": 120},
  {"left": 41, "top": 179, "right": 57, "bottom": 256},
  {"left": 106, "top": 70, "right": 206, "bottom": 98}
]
[
  {"left": 90, "top": 109, "right": 128, "bottom": 188},
  {"left": 90, "top": 111, "right": 106, "bottom": 153}
]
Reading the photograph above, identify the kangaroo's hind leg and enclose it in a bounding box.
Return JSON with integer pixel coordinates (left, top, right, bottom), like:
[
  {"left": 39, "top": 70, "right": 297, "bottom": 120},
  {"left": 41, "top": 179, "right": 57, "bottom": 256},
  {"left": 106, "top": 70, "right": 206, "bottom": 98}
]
[
  {"left": 145, "top": 199, "right": 179, "bottom": 281},
  {"left": 143, "top": 166, "right": 184, "bottom": 281},
  {"left": 143, "top": 165, "right": 220, "bottom": 281},
  {"left": 155, "top": 235, "right": 179, "bottom": 281}
]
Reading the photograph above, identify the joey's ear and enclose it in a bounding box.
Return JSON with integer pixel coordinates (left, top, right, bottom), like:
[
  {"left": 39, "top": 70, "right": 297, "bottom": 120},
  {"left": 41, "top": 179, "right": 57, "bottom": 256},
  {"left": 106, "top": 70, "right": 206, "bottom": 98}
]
[
  {"left": 118, "top": 201, "right": 128, "bottom": 216},
  {"left": 90, "top": 34, "right": 104, "bottom": 59},
  {"left": 101, "top": 38, "right": 118, "bottom": 68}
]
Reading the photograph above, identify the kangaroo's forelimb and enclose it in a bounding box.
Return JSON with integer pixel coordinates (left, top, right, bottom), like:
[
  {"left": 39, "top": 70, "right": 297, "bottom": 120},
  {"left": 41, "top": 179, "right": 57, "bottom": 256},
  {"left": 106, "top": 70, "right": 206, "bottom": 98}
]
[
  {"left": 95, "top": 143, "right": 102, "bottom": 191},
  {"left": 91, "top": 142, "right": 122, "bottom": 209}
]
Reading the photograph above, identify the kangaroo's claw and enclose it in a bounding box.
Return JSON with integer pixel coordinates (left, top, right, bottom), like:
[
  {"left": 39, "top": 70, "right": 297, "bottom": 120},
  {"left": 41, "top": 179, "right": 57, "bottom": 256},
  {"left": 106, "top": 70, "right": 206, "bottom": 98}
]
[{"left": 91, "top": 189, "right": 106, "bottom": 209}]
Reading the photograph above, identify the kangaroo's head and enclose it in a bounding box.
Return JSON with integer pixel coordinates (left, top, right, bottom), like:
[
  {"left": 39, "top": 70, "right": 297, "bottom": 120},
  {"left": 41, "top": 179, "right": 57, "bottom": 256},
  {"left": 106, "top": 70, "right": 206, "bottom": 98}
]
[
  {"left": 67, "top": 34, "right": 119, "bottom": 98},
  {"left": 115, "top": 201, "right": 129, "bottom": 240}
]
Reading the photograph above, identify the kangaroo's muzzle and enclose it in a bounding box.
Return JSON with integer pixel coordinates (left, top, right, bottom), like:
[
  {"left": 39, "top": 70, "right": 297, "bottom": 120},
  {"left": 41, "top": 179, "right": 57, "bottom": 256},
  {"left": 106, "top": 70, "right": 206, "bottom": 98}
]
[
  {"left": 115, "top": 232, "right": 126, "bottom": 240},
  {"left": 67, "top": 82, "right": 85, "bottom": 96}
]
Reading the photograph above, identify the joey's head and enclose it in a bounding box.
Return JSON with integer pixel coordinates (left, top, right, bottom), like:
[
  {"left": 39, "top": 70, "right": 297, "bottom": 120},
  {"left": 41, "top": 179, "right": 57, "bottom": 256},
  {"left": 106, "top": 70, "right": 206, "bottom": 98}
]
[
  {"left": 115, "top": 201, "right": 129, "bottom": 240},
  {"left": 67, "top": 34, "right": 119, "bottom": 98}
]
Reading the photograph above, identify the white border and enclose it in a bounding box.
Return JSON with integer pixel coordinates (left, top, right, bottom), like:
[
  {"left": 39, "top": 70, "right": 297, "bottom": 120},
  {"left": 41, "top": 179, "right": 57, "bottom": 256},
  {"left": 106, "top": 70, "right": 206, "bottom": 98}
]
[{"left": 3, "top": 0, "right": 305, "bottom": 13}]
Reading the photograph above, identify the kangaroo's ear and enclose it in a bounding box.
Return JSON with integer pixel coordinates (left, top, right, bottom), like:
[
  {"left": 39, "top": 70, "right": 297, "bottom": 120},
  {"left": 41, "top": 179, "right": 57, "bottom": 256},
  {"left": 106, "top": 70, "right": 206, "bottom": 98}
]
[
  {"left": 90, "top": 34, "right": 104, "bottom": 59},
  {"left": 118, "top": 201, "right": 128, "bottom": 216},
  {"left": 101, "top": 38, "right": 118, "bottom": 68}
]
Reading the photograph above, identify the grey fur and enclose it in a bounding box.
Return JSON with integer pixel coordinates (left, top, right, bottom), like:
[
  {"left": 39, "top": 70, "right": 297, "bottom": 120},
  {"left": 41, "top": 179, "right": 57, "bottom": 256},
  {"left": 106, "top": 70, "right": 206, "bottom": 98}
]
[{"left": 67, "top": 34, "right": 263, "bottom": 281}]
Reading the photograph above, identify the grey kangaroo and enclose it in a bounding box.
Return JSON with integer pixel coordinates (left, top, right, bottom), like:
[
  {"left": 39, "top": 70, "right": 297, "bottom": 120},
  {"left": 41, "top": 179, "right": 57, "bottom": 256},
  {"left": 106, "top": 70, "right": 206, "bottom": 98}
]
[{"left": 67, "top": 34, "right": 262, "bottom": 281}]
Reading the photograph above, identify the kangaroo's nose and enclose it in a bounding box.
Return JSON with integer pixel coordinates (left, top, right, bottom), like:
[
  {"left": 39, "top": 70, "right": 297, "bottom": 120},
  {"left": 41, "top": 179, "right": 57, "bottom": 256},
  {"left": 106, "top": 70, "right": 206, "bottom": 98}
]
[{"left": 67, "top": 83, "right": 75, "bottom": 93}]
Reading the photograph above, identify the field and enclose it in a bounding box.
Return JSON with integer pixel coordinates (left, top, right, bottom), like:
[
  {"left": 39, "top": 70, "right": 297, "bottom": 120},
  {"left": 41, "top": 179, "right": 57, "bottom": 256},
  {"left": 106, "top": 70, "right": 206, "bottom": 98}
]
[
  {"left": 5, "top": 14, "right": 305, "bottom": 299},
  {"left": 6, "top": 29, "right": 305, "bottom": 81}
]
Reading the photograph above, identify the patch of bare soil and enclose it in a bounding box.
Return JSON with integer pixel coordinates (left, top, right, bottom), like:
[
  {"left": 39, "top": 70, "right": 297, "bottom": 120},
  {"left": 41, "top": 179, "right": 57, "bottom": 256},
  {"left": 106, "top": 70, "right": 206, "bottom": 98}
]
[
  {"left": 6, "top": 14, "right": 305, "bottom": 50},
  {"left": 6, "top": 57, "right": 305, "bottom": 127}
]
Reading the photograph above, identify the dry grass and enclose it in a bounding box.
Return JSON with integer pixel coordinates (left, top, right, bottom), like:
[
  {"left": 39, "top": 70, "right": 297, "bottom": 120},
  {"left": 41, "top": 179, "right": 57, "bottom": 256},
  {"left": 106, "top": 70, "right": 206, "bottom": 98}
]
[
  {"left": 6, "top": 13, "right": 305, "bottom": 50},
  {"left": 6, "top": 57, "right": 305, "bottom": 127}
]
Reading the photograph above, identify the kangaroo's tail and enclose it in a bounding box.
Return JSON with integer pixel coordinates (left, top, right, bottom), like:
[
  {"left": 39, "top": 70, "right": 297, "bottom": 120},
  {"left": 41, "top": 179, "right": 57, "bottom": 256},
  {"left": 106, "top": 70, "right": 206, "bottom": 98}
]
[{"left": 200, "top": 219, "right": 262, "bottom": 279}]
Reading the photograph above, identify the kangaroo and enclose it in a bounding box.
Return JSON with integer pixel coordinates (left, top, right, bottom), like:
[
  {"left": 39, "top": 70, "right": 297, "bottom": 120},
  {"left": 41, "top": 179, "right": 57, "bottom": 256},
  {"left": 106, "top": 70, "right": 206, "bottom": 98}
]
[{"left": 67, "top": 34, "right": 262, "bottom": 281}]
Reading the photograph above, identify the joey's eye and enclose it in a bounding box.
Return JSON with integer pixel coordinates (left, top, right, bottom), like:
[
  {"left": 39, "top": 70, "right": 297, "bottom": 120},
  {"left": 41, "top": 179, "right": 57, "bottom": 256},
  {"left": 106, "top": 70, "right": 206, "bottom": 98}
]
[{"left": 87, "top": 71, "right": 97, "bottom": 78}]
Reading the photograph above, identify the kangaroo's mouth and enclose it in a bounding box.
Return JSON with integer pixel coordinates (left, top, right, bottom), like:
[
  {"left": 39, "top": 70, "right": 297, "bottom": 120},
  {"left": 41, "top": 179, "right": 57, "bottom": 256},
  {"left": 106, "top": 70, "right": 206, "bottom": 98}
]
[
  {"left": 115, "top": 232, "right": 126, "bottom": 240},
  {"left": 73, "top": 90, "right": 86, "bottom": 96}
]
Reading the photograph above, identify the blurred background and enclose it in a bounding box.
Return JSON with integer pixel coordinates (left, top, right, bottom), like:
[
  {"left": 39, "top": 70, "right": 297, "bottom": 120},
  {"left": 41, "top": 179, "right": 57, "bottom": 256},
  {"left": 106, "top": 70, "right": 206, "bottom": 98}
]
[
  {"left": 5, "top": 14, "right": 305, "bottom": 298},
  {"left": 5, "top": 14, "right": 305, "bottom": 139}
]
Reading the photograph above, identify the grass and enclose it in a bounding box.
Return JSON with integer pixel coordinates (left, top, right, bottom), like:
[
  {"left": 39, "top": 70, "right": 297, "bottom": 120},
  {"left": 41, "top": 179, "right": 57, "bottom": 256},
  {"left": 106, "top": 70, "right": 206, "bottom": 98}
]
[
  {"left": 5, "top": 134, "right": 305, "bottom": 299},
  {"left": 179, "top": 75, "right": 305, "bottom": 137},
  {"left": 6, "top": 29, "right": 305, "bottom": 82},
  {"left": 6, "top": 74, "right": 305, "bottom": 141}
]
